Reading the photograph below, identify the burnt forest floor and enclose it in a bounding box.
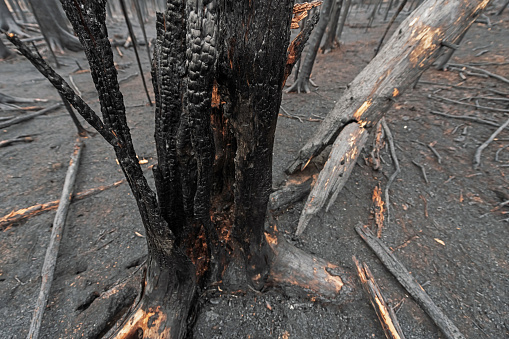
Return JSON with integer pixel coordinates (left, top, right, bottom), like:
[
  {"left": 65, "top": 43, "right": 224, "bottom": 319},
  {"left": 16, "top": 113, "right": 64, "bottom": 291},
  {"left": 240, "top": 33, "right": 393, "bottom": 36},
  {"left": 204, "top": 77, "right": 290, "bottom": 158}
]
[{"left": 0, "top": 4, "right": 508, "bottom": 339}]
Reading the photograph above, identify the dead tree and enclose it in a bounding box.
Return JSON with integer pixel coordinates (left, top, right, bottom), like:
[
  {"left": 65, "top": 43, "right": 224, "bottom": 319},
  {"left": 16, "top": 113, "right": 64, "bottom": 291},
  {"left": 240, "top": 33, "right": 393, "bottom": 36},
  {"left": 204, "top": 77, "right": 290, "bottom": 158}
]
[
  {"left": 321, "top": 0, "right": 343, "bottom": 53},
  {"left": 8, "top": 1, "right": 348, "bottom": 337},
  {"left": 287, "top": 0, "right": 335, "bottom": 93},
  {"left": 335, "top": 0, "right": 351, "bottom": 42},
  {"left": 287, "top": 0, "right": 493, "bottom": 230},
  {"left": 0, "top": 0, "right": 25, "bottom": 36},
  {"left": 28, "top": 0, "right": 82, "bottom": 52}
]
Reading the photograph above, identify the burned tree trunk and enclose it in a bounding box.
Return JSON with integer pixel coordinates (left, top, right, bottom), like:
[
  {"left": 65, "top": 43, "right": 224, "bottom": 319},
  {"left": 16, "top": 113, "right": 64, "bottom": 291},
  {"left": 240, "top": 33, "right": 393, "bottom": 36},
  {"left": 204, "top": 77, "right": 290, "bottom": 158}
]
[
  {"left": 8, "top": 0, "right": 348, "bottom": 337},
  {"left": 287, "top": 0, "right": 335, "bottom": 93},
  {"left": 0, "top": 0, "right": 25, "bottom": 36},
  {"left": 28, "top": 0, "right": 82, "bottom": 52},
  {"left": 321, "top": 0, "right": 343, "bottom": 53},
  {"left": 0, "top": 37, "right": 14, "bottom": 59}
]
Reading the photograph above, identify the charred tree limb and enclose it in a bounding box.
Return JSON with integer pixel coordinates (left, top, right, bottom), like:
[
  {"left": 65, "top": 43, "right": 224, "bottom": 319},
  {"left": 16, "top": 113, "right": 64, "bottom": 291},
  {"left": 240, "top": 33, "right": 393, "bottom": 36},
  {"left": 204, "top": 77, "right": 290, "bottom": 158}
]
[
  {"left": 287, "top": 0, "right": 493, "bottom": 174},
  {"left": 27, "top": 140, "right": 83, "bottom": 339},
  {"left": 5, "top": 33, "right": 117, "bottom": 145},
  {"left": 296, "top": 121, "right": 368, "bottom": 236},
  {"left": 356, "top": 225, "right": 466, "bottom": 339},
  {"left": 353, "top": 256, "right": 406, "bottom": 339}
]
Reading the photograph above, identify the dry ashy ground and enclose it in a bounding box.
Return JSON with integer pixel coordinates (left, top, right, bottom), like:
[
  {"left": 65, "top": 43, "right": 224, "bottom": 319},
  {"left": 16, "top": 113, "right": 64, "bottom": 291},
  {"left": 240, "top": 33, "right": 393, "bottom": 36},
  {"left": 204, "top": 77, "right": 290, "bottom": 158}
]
[{"left": 0, "top": 5, "right": 508, "bottom": 338}]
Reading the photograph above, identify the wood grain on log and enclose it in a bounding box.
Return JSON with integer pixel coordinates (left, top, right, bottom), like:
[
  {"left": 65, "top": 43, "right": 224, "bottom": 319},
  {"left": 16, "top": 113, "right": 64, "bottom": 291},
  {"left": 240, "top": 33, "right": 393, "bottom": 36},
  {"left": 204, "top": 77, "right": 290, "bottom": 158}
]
[{"left": 287, "top": 0, "right": 493, "bottom": 174}]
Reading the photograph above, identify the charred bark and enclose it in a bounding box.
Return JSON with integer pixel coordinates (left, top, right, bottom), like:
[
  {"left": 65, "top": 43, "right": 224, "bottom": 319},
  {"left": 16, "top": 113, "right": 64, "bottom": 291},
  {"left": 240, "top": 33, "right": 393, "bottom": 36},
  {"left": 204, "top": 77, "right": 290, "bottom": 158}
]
[
  {"left": 287, "top": 0, "right": 334, "bottom": 93},
  {"left": 10, "top": 0, "right": 349, "bottom": 337}
]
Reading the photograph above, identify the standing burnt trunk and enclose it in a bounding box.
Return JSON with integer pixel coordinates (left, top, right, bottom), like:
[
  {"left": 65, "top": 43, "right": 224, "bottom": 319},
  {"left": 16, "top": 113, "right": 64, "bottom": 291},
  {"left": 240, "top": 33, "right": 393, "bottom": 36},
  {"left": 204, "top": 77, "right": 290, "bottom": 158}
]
[
  {"left": 6, "top": 0, "right": 348, "bottom": 337},
  {"left": 0, "top": 37, "right": 14, "bottom": 59},
  {"left": 28, "top": 0, "right": 82, "bottom": 52},
  {"left": 286, "top": 0, "right": 335, "bottom": 93},
  {"left": 0, "top": 0, "right": 25, "bottom": 36},
  {"left": 321, "top": 0, "right": 343, "bottom": 53}
]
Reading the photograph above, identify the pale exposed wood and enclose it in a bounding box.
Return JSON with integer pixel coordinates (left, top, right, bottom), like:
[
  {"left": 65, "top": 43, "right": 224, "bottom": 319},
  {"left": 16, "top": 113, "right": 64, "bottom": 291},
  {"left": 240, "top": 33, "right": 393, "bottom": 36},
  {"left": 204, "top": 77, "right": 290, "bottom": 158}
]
[
  {"left": 267, "top": 230, "right": 346, "bottom": 298},
  {"left": 0, "top": 103, "right": 61, "bottom": 129},
  {"left": 27, "top": 140, "right": 84, "bottom": 339},
  {"left": 353, "top": 256, "right": 406, "bottom": 339},
  {"left": 296, "top": 122, "right": 368, "bottom": 236},
  {"left": 356, "top": 225, "right": 466, "bottom": 339},
  {"left": 287, "top": 0, "right": 493, "bottom": 175}
]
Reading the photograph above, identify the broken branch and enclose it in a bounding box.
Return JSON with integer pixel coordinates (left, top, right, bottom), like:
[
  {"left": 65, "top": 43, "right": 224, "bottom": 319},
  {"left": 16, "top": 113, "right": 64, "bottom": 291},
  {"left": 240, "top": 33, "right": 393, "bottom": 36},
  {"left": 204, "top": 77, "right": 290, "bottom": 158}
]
[
  {"left": 353, "top": 256, "right": 406, "bottom": 339},
  {"left": 356, "top": 225, "right": 466, "bottom": 339},
  {"left": 27, "top": 140, "right": 84, "bottom": 339}
]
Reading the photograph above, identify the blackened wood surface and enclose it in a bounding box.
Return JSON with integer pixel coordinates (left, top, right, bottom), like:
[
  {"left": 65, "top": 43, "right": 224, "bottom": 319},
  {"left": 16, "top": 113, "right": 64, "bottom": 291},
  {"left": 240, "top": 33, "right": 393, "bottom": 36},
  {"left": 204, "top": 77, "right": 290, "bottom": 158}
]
[{"left": 216, "top": 0, "right": 294, "bottom": 288}]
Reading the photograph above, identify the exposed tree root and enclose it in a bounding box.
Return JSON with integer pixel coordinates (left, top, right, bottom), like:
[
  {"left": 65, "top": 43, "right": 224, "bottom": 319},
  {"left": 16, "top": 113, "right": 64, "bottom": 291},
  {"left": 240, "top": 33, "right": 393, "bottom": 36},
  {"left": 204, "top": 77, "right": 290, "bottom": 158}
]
[{"left": 99, "top": 228, "right": 351, "bottom": 339}]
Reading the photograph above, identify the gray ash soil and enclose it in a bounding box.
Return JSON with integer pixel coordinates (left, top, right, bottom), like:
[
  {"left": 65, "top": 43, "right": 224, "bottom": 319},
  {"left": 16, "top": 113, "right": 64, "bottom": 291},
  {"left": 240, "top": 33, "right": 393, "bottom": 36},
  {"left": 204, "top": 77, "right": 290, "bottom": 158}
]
[{"left": 1, "top": 5, "right": 508, "bottom": 339}]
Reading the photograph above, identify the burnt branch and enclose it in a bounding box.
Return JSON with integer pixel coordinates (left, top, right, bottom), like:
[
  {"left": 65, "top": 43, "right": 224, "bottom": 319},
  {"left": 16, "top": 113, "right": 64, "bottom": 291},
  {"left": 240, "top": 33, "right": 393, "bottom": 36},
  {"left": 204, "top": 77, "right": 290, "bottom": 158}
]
[{"left": 5, "top": 33, "right": 117, "bottom": 145}]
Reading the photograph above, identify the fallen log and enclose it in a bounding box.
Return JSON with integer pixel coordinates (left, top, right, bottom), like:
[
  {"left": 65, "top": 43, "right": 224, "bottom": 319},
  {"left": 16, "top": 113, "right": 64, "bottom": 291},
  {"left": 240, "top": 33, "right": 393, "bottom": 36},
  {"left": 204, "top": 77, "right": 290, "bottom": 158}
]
[
  {"left": 287, "top": 0, "right": 493, "bottom": 175},
  {"left": 27, "top": 140, "right": 84, "bottom": 339},
  {"left": 356, "top": 225, "right": 466, "bottom": 339}
]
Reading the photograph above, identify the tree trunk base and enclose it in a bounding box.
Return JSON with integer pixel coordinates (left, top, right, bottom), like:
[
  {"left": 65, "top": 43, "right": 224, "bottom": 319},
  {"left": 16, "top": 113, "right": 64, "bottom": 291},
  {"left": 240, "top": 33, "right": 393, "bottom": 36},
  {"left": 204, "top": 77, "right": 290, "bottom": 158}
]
[{"left": 100, "top": 229, "right": 350, "bottom": 338}]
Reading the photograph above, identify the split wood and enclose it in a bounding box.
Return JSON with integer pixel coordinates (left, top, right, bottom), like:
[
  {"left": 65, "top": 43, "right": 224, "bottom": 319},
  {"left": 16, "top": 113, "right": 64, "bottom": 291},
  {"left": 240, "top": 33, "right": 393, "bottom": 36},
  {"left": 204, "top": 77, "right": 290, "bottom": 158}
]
[
  {"left": 0, "top": 103, "right": 61, "bottom": 129},
  {"left": 353, "top": 256, "right": 406, "bottom": 339},
  {"left": 382, "top": 119, "right": 400, "bottom": 225},
  {"left": 27, "top": 140, "right": 84, "bottom": 339},
  {"left": 287, "top": 0, "right": 491, "bottom": 176},
  {"left": 356, "top": 225, "right": 466, "bottom": 339},
  {"left": 473, "top": 116, "right": 509, "bottom": 169},
  {"left": 1, "top": 178, "right": 125, "bottom": 230},
  {"left": 296, "top": 122, "right": 369, "bottom": 236}
]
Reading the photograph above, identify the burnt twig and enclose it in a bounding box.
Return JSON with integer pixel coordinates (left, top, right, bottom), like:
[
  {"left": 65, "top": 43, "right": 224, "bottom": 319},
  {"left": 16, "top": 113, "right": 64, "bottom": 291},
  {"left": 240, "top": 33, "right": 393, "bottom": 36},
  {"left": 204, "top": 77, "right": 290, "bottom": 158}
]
[
  {"left": 0, "top": 103, "right": 61, "bottom": 129},
  {"left": 119, "top": 0, "right": 152, "bottom": 106},
  {"left": 0, "top": 135, "right": 34, "bottom": 148},
  {"left": 412, "top": 160, "right": 429, "bottom": 184},
  {"left": 382, "top": 118, "right": 400, "bottom": 224},
  {"left": 429, "top": 110, "right": 500, "bottom": 127}
]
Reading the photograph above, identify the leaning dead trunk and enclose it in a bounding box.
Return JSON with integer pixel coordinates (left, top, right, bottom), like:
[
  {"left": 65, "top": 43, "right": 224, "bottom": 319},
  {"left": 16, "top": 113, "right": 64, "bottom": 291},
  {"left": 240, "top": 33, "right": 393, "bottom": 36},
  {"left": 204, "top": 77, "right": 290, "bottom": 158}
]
[
  {"left": 288, "top": 0, "right": 493, "bottom": 175},
  {"left": 287, "top": 0, "right": 493, "bottom": 235}
]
